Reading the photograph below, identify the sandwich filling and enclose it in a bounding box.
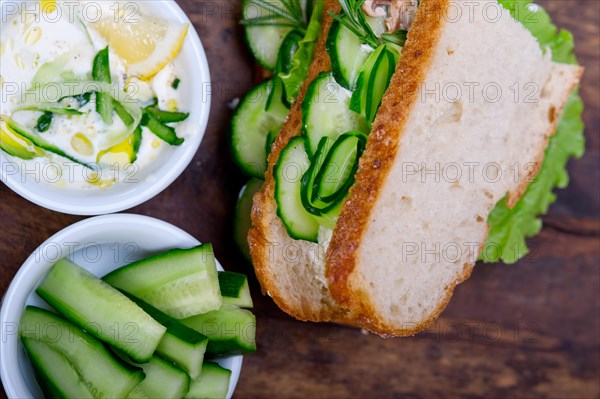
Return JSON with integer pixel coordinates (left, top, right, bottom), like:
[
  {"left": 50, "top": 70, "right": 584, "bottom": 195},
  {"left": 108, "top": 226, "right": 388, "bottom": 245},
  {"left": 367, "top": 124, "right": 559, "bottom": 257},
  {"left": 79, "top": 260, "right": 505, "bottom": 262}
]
[
  {"left": 272, "top": 0, "right": 584, "bottom": 267},
  {"left": 274, "top": 0, "right": 412, "bottom": 246}
]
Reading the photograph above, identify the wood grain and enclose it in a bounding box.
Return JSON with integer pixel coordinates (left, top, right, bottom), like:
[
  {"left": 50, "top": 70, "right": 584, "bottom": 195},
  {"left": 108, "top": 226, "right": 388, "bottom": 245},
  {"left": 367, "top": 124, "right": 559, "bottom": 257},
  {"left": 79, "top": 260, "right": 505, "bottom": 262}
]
[{"left": 1, "top": 0, "right": 598, "bottom": 398}]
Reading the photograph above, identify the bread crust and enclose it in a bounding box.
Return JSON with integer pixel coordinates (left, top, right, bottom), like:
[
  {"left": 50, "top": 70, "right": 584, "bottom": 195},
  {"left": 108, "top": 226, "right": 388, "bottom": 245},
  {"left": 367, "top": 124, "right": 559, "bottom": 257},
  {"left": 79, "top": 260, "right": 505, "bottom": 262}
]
[
  {"left": 325, "top": 0, "right": 464, "bottom": 336},
  {"left": 248, "top": 0, "right": 345, "bottom": 322},
  {"left": 506, "top": 65, "right": 584, "bottom": 207}
]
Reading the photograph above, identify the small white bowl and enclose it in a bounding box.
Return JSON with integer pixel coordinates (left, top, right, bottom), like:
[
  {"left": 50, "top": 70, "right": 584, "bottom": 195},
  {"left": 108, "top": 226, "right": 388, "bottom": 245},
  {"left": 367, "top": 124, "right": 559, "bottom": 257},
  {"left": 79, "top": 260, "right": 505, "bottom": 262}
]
[
  {"left": 0, "top": 0, "right": 211, "bottom": 215},
  {"left": 0, "top": 214, "right": 242, "bottom": 399}
]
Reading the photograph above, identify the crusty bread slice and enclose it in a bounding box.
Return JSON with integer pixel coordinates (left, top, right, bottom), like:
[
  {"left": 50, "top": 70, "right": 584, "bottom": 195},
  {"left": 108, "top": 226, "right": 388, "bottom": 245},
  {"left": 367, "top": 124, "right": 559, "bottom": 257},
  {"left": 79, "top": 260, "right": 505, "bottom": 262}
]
[
  {"left": 249, "top": 0, "right": 583, "bottom": 334},
  {"left": 248, "top": 0, "right": 347, "bottom": 322}
]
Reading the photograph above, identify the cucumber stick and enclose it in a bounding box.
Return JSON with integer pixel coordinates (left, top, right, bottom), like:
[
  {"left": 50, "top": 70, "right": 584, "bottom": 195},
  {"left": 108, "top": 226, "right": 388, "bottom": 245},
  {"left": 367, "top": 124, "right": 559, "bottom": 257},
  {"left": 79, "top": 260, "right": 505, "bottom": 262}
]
[
  {"left": 302, "top": 73, "right": 368, "bottom": 156},
  {"left": 181, "top": 305, "right": 257, "bottom": 356},
  {"left": 22, "top": 338, "right": 95, "bottom": 399},
  {"left": 124, "top": 292, "right": 208, "bottom": 379},
  {"left": 36, "top": 258, "right": 166, "bottom": 363},
  {"left": 185, "top": 363, "right": 231, "bottom": 399},
  {"left": 141, "top": 109, "right": 185, "bottom": 146},
  {"left": 93, "top": 46, "right": 113, "bottom": 125},
  {"left": 21, "top": 307, "right": 144, "bottom": 398},
  {"left": 234, "top": 178, "right": 264, "bottom": 261},
  {"left": 219, "top": 272, "right": 253, "bottom": 308},
  {"left": 125, "top": 357, "right": 190, "bottom": 399},
  {"left": 103, "top": 244, "right": 222, "bottom": 319},
  {"left": 274, "top": 136, "right": 320, "bottom": 242}
]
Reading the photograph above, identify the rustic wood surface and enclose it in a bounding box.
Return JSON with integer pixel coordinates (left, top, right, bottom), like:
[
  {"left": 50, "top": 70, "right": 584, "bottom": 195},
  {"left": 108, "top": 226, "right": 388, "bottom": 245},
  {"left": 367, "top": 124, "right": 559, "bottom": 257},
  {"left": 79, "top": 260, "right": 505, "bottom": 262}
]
[{"left": 1, "top": 0, "right": 598, "bottom": 398}]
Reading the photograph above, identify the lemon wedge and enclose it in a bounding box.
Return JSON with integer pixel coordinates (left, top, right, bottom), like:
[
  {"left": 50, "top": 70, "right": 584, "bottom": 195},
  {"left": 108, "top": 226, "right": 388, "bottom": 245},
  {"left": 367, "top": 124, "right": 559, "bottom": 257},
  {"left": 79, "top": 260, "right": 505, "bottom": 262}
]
[{"left": 89, "top": 9, "right": 189, "bottom": 80}]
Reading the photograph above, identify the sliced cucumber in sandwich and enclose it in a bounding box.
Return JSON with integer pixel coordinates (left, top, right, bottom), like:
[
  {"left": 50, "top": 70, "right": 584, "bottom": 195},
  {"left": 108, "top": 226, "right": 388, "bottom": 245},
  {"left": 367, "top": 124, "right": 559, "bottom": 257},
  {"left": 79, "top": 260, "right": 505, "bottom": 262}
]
[
  {"left": 181, "top": 305, "right": 257, "bottom": 356},
  {"left": 103, "top": 244, "right": 222, "bottom": 319},
  {"left": 350, "top": 44, "right": 399, "bottom": 123},
  {"left": 231, "top": 80, "right": 289, "bottom": 178},
  {"left": 274, "top": 136, "right": 320, "bottom": 242},
  {"left": 302, "top": 72, "right": 368, "bottom": 156},
  {"left": 219, "top": 271, "right": 253, "bottom": 308},
  {"left": 21, "top": 306, "right": 144, "bottom": 398},
  {"left": 36, "top": 258, "right": 166, "bottom": 363},
  {"left": 327, "top": 18, "right": 372, "bottom": 90},
  {"left": 185, "top": 363, "right": 231, "bottom": 399}
]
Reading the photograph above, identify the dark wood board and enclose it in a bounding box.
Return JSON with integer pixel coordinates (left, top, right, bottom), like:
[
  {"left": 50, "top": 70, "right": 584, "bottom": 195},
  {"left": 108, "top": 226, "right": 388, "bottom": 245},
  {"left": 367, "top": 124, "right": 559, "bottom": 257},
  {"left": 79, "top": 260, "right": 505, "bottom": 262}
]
[{"left": 1, "top": 0, "right": 599, "bottom": 398}]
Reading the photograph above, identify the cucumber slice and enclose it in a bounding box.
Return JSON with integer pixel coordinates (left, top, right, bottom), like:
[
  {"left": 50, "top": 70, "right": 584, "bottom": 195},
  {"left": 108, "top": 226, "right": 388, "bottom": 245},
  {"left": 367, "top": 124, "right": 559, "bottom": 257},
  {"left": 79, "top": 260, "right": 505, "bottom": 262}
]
[
  {"left": 300, "top": 136, "right": 337, "bottom": 216},
  {"left": 36, "top": 259, "right": 167, "bottom": 363},
  {"left": 123, "top": 292, "right": 208, "bottom": 379},
  {"left": 231, "top": 80, "right": 288, "bottom": 178},
  {"left": 234, "top": 178, "right": 263, "bottom": 261},
  {"left": 22, "top": 338, "right": 95, "bottom": 399},
  {"left": 21, "top": 307, "right": 144, "bottom": 398},
  {"left": 274, "top": 136, "right": 320, "bottom": 242},
  {"left": 185, "top": 363, "right": 232, "bottom": 399},
  {"left": 242, "top": 0, "right": 294, "bottom": 70},
  {"left": 350, "top": 44, "right": 399, "bottom": 123},
  {"left": 219, "top": 272, "right": 253, "bottom": 308},
  {"left": 125, "top": 357, "right": 190, "bottom": 399},
  {"left": 103, "top": 245, "right": 222, "bottom": 319},
  {"left": 265, "top": 77, "right": 288, "bottom": 113},
  {"left": 302, "top": 72, "right": 368, "bottom": 155},
  {"left": 276, "top": 30, "right": 303, "bottom": 75},
  {"left": 315, "top": 131, "right": 366, "bottom": 202},
  {"left": 326, "top": 18, "right": 372, "bottom": 90},
  {"left": 181, "top": 305, "right": 257, "bottom": 356},
  {"left": 31, "top": 51, "right": 75, "bottom": 85}
]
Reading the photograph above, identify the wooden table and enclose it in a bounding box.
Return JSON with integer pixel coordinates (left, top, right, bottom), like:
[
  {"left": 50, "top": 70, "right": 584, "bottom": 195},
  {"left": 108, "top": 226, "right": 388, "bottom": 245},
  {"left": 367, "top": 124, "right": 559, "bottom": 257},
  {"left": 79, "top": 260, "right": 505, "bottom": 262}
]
[{"left": 1, "top": 1, "right": 598, "bottom": 397}]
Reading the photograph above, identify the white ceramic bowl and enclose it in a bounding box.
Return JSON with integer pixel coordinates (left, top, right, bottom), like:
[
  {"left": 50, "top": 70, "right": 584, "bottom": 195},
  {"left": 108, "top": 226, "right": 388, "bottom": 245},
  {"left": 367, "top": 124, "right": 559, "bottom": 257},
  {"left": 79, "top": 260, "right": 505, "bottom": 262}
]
[
  {"left": 0, "top": 0, "right": 211, "bottom": 215},
  {"left": 0, "top": 214, "right": 242, "bottom": 399}
]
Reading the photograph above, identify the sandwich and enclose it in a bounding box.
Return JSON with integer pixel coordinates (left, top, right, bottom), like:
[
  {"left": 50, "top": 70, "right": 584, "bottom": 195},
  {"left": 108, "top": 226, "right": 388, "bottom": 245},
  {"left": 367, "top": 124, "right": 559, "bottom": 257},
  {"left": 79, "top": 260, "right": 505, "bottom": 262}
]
[{"left": 243, "top": 0, "right": 584, "bottom": 336}]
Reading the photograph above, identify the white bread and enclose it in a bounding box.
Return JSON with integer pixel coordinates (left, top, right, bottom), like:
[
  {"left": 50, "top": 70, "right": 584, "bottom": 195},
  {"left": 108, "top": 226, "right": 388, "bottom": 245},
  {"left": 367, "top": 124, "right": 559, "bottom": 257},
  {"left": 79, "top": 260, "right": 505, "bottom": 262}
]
[{"left": 249, "top": 0, "right": 583, "bottom": 335}]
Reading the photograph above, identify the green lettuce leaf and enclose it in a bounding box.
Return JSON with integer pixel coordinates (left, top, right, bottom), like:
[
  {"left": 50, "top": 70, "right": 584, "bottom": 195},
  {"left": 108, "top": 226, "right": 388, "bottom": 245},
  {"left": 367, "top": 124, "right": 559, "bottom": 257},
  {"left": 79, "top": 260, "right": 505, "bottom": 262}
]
[
  {"left": 280, "top": 0, "right": 324, "bottom": 104},
  {"left": 482, "top": 0, "right": 585, "bottom": 263}
]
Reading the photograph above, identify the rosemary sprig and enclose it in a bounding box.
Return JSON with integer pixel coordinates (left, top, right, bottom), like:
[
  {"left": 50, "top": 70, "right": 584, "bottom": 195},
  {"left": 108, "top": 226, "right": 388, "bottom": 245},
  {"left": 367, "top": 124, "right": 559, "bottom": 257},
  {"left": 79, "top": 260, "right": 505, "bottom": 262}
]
[
  {"left": 329, "top": 0, "right": 380, "bottom": 48},
  {"left": 242, "top": 0, "right": 308, "bottom": 31},
  {"left": 329, "top": 0, "right": 409, "bottom": 48}
]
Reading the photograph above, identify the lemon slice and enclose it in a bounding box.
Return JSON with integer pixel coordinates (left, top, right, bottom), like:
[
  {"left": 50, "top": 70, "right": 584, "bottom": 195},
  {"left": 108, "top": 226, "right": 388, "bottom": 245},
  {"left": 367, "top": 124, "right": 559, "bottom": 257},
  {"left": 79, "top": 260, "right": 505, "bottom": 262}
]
[{"left": 89, "top": 10, "right": 188, "bottom": 80}]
